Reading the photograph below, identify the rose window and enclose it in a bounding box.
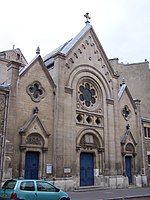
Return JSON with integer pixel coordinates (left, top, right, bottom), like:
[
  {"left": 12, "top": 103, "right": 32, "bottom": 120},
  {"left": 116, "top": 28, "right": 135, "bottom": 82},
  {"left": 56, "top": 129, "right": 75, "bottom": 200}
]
[{"left": 78, "top": 82, "right": 97, "bottom": 107}]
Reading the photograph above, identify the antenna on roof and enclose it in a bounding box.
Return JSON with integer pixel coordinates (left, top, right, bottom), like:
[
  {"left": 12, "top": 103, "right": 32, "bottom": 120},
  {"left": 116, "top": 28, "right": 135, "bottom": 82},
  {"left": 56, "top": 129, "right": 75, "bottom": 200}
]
[
  {"left": 36, "top": 46, "right": 40, "bottom": 55},
  {"left": 84, "top": 12, "right": 91, "bottom": 24}
]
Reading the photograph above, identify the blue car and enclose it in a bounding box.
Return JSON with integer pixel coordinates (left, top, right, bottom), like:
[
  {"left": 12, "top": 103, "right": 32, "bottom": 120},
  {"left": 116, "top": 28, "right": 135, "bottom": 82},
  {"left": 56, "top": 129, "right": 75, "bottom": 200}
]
[{"left": 0, "top": 179, "right": 70, "bottom": 200}]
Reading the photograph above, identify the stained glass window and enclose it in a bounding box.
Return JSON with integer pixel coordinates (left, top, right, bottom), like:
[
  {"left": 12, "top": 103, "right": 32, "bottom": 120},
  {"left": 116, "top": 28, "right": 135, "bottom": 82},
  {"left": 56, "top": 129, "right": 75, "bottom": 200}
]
[{"left": 78, "top": 82, "right": 97, "bottom": 107}]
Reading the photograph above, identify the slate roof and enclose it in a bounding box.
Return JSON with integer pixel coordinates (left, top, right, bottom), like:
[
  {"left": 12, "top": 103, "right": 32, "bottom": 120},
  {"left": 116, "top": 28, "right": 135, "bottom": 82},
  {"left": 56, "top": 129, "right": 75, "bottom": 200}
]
[
  {"left": 0, "top": 84, "right": 10, "bottom": 91},
  {"left": 118, "top": 82, "right": 137, "bottom": 109},
  {"left": 19, "top": 54, "right": 39, "bottom": 75},
  {"left": 142, "top": 117, "right": 150, "bottom": 123},
  {"left": 118, "top": 83, "right": 127, "bottom": 100},
  {"left": 42, "top": 22, "right": 117, "bottom": 78},
  {"left": 43, "top": 22, "right": 92, "bottom": 64}
]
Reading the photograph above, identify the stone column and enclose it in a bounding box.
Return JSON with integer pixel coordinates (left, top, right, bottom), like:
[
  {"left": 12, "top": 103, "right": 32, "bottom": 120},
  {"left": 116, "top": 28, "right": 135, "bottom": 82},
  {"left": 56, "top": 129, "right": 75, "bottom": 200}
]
[
  {"left": 6, "top": 61, "right": 21, "bottom": 143},
  {"left": 134, "top": 99, "right": 145, "bottom": 175},
  {"left": 105, "top": 98, "right": 116, "bottom": 175},
  {"left": 42, "top": 147, "right": 48, "bottom": 178},
  {"left": 19, "top": 147, "right": 26, "bottom": 178}
]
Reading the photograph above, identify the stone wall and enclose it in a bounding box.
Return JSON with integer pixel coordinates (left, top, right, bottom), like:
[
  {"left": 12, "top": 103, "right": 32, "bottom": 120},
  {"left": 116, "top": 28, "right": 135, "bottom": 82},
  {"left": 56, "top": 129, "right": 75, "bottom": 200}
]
[{"left": 0, "top": 89, "right": 9, "bottom": 184}]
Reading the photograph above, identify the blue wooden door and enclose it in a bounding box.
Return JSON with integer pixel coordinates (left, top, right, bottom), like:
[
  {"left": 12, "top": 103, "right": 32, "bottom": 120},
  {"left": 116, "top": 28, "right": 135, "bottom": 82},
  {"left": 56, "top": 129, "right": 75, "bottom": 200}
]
[
  {"left": 125, "top": 156, "right": 132, "bottom": 184},
  {"left": 25, "top": 151, "right": 39, "bottom": 179},
  {"left": 80, "top": 152, "right": 94, "bottom": 186}
]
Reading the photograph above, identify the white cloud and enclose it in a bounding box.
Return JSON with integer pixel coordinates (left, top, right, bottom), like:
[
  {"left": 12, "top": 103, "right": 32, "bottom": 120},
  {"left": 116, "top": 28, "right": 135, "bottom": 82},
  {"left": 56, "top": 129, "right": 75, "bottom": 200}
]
[{"left": 0, "top": 0, "right": 150, "bottom": 63}]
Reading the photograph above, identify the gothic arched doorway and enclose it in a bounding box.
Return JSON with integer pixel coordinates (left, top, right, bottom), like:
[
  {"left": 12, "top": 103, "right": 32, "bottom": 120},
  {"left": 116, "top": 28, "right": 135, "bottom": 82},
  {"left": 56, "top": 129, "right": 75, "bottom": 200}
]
[{"left": 76, "top": 130, "right": 104, "bottom": 187}]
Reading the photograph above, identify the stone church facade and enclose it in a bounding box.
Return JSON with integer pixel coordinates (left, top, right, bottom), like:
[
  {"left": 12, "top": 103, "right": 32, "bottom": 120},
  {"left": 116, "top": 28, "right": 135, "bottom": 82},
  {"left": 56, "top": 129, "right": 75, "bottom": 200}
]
[{"left": 0, "top": 20, "right": 150, "bottom": 191}]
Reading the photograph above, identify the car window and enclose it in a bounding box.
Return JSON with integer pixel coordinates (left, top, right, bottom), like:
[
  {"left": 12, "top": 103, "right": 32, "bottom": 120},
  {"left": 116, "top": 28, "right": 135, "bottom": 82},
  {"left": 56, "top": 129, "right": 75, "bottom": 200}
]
[
  {"left": 37, "top": 181, "right": 56, "bottom": 192},
  {"left": 2, "top": 180, "right": 17, "bottom": 189},
  {"left": 20, "top": 181, "right": 35, "bottom": 191}
]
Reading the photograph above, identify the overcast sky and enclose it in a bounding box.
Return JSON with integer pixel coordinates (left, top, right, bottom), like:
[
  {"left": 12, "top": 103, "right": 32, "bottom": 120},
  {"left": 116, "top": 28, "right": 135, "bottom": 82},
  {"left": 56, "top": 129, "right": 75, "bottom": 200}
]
[{"left": 0, "top": 0, "right": 150, "bottom": 64}]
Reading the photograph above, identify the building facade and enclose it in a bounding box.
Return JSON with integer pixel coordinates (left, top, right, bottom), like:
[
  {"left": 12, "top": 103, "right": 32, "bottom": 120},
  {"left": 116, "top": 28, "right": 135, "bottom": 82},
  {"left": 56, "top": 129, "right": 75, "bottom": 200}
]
[{"left": 0, "top": 20, "right": 150, "bottom": 191}]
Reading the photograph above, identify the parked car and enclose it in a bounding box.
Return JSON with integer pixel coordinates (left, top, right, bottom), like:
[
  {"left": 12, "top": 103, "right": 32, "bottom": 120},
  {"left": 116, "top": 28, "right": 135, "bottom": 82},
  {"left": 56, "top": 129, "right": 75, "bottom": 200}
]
[{"left": 0, "top": 179, "right": 70, "bottom": 200}]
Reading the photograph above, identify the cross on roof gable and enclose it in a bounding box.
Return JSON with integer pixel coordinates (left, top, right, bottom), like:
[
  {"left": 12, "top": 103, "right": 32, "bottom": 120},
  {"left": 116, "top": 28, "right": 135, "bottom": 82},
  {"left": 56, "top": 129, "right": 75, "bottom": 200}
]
[
  {"left": 84, "top": 12, "right": 91, "bottom": 23},
  {"left": 43, "top": 20, "right": 117, "bottom": 78}
]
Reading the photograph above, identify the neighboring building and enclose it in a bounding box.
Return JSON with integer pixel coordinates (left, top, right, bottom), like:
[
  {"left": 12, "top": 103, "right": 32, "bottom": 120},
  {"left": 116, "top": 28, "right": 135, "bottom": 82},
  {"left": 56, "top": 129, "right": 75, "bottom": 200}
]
[{"left": 0, "top": 18, "right": 150, "bottom": 191}]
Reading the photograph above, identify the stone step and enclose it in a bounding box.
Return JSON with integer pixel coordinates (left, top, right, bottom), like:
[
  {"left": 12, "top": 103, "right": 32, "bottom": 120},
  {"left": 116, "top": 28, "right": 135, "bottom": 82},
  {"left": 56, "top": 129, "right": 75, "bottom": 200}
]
[{"left": 74, "top": 186, "right": 109, "bottom": 192}]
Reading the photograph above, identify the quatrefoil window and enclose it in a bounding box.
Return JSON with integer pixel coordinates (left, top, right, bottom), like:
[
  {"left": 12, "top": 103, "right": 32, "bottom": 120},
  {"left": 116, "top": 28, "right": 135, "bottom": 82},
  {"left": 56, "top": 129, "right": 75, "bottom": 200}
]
[
  {"left": 27, "top": 81, "right": 45, "bottom": 102},
  {"left": 122, "top": 105, "right": 131, "bottom": 121},
  {"left": 78, "top": 82, "right": 97, "bottom": 107}
]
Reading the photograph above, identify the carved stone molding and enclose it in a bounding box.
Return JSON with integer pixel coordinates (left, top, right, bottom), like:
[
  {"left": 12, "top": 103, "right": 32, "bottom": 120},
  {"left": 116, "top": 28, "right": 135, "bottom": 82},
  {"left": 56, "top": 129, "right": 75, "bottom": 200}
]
[
  {"left": 76, "top": 111, "right": 103, "bottom": 127},
  {"left": 26, "top": 133, "right": 44, "bottom": 146}
]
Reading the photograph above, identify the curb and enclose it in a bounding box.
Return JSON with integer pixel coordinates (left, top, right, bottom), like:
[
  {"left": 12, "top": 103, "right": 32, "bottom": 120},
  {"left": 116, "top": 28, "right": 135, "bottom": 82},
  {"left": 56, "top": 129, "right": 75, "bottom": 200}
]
[{"left": 106, "top": 194, "right": 150, "bottom": 200}]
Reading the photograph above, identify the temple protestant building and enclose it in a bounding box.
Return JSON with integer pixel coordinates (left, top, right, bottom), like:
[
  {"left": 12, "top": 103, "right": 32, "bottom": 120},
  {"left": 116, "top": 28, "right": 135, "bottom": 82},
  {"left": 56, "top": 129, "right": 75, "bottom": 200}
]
[{"left": 0, "top": 15, "right": 150, "bottom": 191}]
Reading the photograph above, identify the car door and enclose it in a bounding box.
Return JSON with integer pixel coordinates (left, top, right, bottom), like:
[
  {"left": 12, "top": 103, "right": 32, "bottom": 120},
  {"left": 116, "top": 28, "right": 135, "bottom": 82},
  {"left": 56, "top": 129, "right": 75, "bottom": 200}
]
[
  {"left": 36, "top": 181, "right": 59, "bottom": 200},
  {"left": 19, "top": 181, "right": 37, "bottom": 200}
]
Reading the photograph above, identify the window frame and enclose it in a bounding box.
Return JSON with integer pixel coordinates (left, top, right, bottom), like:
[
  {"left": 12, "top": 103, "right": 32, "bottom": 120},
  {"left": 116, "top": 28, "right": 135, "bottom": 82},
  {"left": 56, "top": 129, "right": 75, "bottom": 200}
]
[
  {"left": 36, "top": 181, "right": 57, "bottom": 192},
  {"left": 20, "top": 181, "right": 35, "bottom": 191},
  {"left": 144, "top": 127, "right": 150, "bottom": 139}
]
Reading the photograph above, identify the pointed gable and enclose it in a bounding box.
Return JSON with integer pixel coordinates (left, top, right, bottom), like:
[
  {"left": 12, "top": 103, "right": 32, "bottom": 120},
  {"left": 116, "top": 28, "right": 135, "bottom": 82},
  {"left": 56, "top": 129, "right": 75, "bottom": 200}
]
[
  {"left": 19, "top": 54, "right": 55, "bottom": 88},
  {"left": 60, "top": 23, "right": 92, "bottom": 55},
  {"left": 0, "top": 48, "right": 27, "bottom": 65},
  {"left": 43, "top": 23, "right": 91, "bottom": 61},
  {"left": 19, "top": 112, "right": 50, "bottom": 137},
  {"left": 118, "top": 82, "right": 136, "bottom": 109},
  {"left": 121, "top": 124, "right": 137, "bottom": 146},
  {"left": 43, "top": 23, "right": 117, "bottom": 79}
]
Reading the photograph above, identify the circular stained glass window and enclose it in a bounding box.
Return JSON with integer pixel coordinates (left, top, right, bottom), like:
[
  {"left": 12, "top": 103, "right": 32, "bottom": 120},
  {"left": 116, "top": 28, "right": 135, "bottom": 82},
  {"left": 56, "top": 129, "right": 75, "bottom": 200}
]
[{"left": 78, "top": 82, "right": 97, "bottom": 107}]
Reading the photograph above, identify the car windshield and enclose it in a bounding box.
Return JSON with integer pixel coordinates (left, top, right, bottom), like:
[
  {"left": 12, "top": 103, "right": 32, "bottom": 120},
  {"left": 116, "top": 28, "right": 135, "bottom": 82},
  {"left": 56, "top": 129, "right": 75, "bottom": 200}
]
[{"left": 2, "top": 180, "right": 17, "bottom": 189}]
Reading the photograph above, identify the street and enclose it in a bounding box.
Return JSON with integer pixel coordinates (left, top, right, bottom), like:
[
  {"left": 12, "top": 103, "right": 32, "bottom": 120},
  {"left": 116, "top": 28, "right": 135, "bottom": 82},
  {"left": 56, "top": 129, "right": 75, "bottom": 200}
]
[
  {"left": 131, "top": 198, "right": 150, "bottom": 200},
  {"left": 68, "top": 187, "right": 150, "bottom": 200}
]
